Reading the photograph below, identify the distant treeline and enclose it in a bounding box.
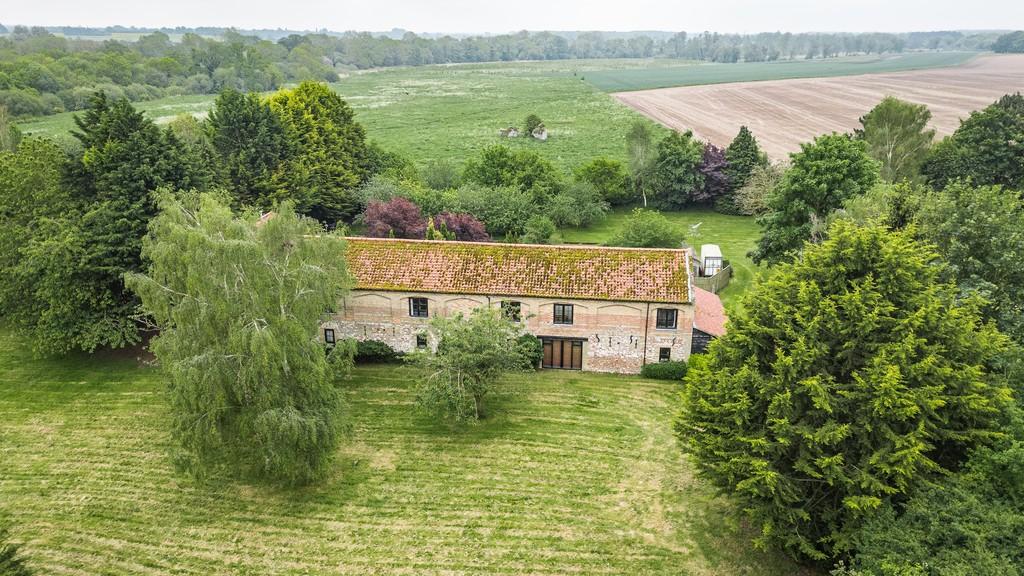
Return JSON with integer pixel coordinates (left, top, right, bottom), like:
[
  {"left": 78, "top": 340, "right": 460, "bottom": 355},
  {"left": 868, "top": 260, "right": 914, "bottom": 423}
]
[{"left": 0, "top": 24, "right": 1004, "bottom": 118}]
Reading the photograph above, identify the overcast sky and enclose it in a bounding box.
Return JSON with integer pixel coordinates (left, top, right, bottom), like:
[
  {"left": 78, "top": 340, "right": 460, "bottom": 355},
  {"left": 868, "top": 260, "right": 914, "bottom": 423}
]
[{"left": 5, "top": 0, "right": 1023, "bottom": 34}]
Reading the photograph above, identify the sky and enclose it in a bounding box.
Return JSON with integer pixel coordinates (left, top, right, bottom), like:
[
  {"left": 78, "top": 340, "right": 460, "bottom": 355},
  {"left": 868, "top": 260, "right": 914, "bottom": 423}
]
[{"left": 4, "top": 0, "right": 1023, "bottom": 34}]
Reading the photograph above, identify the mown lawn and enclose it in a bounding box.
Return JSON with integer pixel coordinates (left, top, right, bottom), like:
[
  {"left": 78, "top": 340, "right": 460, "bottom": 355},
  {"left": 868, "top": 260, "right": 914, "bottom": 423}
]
[
  {"left": 560, "top": 208, "right": 762, "bottom": 308},
  {"left": 0, "top": 331, "right": 806, "bottom": 575}
]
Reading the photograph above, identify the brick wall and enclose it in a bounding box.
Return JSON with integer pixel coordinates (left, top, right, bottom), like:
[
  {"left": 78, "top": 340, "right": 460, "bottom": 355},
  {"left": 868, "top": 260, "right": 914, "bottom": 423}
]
[{"left": 322, "top": 290, "right": 694, "bottom": 374}]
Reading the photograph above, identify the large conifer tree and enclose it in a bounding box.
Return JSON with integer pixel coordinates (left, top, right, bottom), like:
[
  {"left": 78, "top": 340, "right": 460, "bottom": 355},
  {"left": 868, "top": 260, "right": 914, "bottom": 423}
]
[{"left": 678, "top": 221, "right": 1013, "bottom": 562}]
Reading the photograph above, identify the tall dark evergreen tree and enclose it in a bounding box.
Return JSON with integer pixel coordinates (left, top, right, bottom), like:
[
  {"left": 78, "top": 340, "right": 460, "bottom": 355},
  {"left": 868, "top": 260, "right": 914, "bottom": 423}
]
[
  {"left": 269, "top": 81, "right": 369, "bottom": 223},
  {"left": 11, "top": 93, "right": 200, "bottom": 354},
  {"left": 723, "top": 125, "right": 767, "bottom": 189},
  {"left": 206, "top": 88, "right": 290, "bottom": 208}
]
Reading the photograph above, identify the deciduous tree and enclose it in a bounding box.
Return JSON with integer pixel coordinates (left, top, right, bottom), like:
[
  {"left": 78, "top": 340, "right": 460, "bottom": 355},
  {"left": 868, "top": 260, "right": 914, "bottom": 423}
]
[
  {"left": 547, "top": 181, "right": 609, "bottom": 228},
  {"left": 858, "top": 96, "right": 934, "bottom": 183},
  {"left": 751, "top": 133, "right": 878, "bottom": 265},
  {"left": 694, "top": 142, "right": 730, "bottom": 205},
  {"left": 921, "top": 93, "right": 1024, "bottom": 190},
  {"left": 915, "top": 181, "right": 1024, "bottom": 345},
  {"left": 626, "top": 120, "right": 657, "bottom": 206},
  {"left": 734, "top": 162, "right": 784, "bottom": 216},
  {"left": 412, "top": 307, "right": 532, "bottom": 422},
  {"left": 678, "top": 221, "right": 1012, "bottom": 562},
  {"left": 462, "top": 145, "right": 562, "bottom": 203},
  {"left": 651, "top": 130, "right": 704, "bottom": 210},
  {"left": 125, "top": 193, "right": 350, "bottom": 485},
  {"left": 574, "top": 157, "right": 631, "bottom": 204}
]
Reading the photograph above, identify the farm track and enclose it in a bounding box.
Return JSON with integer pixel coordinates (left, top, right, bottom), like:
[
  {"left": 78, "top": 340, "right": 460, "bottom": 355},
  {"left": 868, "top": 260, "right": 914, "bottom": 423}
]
[
  {"left": 0, "top": 337, "right": 805, "bottom": 575},
  {"left": 614, "top": 54, "right": 1024, "bottom": 159}
]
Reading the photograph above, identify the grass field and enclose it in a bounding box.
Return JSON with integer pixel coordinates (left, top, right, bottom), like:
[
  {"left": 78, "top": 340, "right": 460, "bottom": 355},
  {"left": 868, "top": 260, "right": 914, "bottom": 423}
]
[
  {"left": 584, "top": 51, "right": 979, "bottom": 92},
  {"left": 559, "top": 208, "right": 761, "bottom": 308},
  {"left": 0, "top": 331, "right": 807, "bottom": 575},
  {"left": 17, "top": 52, "right": 978, "bottom": 175},
  {"left": 18, "top": 60, "right": 670, "bottom": 174}
]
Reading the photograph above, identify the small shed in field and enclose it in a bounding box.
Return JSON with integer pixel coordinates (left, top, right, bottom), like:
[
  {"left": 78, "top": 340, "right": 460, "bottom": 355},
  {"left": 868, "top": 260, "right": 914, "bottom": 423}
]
[{"left": 699, "top": 244, "right": 723, "bottom": 277}]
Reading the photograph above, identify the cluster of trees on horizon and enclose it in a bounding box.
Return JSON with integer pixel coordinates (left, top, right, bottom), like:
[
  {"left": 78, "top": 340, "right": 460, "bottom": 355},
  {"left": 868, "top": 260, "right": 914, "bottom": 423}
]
[{"left": 0, "top": 24, "right": 1014, "bottom": 118}]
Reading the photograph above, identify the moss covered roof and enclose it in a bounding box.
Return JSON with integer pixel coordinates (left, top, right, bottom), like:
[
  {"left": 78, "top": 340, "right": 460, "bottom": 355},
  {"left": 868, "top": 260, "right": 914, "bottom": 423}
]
[{"left": 346, "top": 238, "right": 692, "bottom": 304}]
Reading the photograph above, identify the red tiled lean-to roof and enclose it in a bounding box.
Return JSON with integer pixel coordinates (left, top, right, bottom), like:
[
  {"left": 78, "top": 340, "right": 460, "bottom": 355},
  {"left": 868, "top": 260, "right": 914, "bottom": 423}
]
[
  {"left": 693, "top": 287, "right": 727, "bottom": 336},
  {"left": 345, "top": 237, "right": 692, "bottom": 304}
]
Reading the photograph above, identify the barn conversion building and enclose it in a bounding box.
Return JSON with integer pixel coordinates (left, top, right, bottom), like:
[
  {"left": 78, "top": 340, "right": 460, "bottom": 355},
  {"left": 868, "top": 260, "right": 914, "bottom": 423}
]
[{"left": 323, "top": 237, "right": 727, "bottom": 374}]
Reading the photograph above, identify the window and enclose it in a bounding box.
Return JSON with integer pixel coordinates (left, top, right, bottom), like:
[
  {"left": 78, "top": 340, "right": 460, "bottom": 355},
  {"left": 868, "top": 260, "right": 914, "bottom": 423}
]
[
  {"left": 553, "top": 303, "right": 574, "bottom": 325},
  {"left": 656, "top": 308, "right": 678, "bottom": 330},
  {"left": 416, "top": 334, "right": 428, "bottom": 349},
  {"left": 324, "top": 328, "right": 336, "bottom": 344},
  {"left": 409, "top": 297, "right": 429, "bottom": 318},
  {"left": 501, "top": 300, "right": 522, "bottom": 322},
  {"left": 659, "top": 347, "right": 671, "bottom": 362}
]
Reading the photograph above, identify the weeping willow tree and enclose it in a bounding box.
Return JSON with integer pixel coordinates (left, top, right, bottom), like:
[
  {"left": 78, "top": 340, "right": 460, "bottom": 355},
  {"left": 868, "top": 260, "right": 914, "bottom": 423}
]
[{"left": 126, "top": 191, "right": 351, "bottom": 485}]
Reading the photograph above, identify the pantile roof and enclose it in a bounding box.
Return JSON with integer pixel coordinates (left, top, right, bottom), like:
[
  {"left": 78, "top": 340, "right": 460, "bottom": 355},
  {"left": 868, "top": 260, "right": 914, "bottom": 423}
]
[
  {"left": 693, "top": 287, "right": 727, "bottom": 336},
  {"left": 346, "top": 238, "right": 692, "bottom": 304}
]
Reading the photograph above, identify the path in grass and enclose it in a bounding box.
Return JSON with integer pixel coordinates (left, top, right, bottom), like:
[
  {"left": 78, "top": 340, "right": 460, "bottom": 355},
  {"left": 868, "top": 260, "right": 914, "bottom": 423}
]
[
  {"left": 0, "top": 331, "right": 807, "bottom": 575},
  {"left": 583, "top": 51, "right": 978, "bottom": 92},
  {"left": 560, "top": 208, "right": 761, "bottom": 308}
]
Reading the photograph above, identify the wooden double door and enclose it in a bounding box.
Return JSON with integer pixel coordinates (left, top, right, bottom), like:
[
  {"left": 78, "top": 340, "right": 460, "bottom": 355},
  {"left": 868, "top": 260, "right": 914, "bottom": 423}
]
[{"left": 541, "top": 337, "right": 584, "bottom": 370}]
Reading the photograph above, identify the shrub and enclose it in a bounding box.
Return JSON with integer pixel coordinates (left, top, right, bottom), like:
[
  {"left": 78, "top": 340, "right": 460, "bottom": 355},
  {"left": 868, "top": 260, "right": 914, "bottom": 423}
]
[
  {"left": 355, "top": 340, "right": 400, "bottom": 363},
  {"left": 434, "top": 212, "right": 490, "bottom": 241},
  {"left": 520, "top": 215, "right": 556, "bottom": 244},
  {"left": 641, "top": 360, "right": 688, "bottom": 380},
  {"left": 364, "top": 197, "right": 427, "bottom": 239},
  {"left": 547, "top": 181, "right": 609, "bottom": 228},
  {"left": 608, "top": 208, "right": 685, "bottom": 248},
  {"left": 574, "top": 157, "right": 632, "bottom": 205},
  {"left": 423, "top": 158, "right": 462, "bottom": 190},
  {"left": 454, "top": 184, "right": 536, "bottom": 237},
  {"left": 517, "top": 334, "right": 543, "bottom": 370},
  {"left": 524, "top": 113, "right": 543, "bottom": 134}
]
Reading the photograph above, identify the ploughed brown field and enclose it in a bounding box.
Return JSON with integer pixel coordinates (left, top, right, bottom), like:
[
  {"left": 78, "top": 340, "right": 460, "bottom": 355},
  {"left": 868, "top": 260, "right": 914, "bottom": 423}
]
[{"left": 614, "top": 54, "right": 1024, "bottom": 159}]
